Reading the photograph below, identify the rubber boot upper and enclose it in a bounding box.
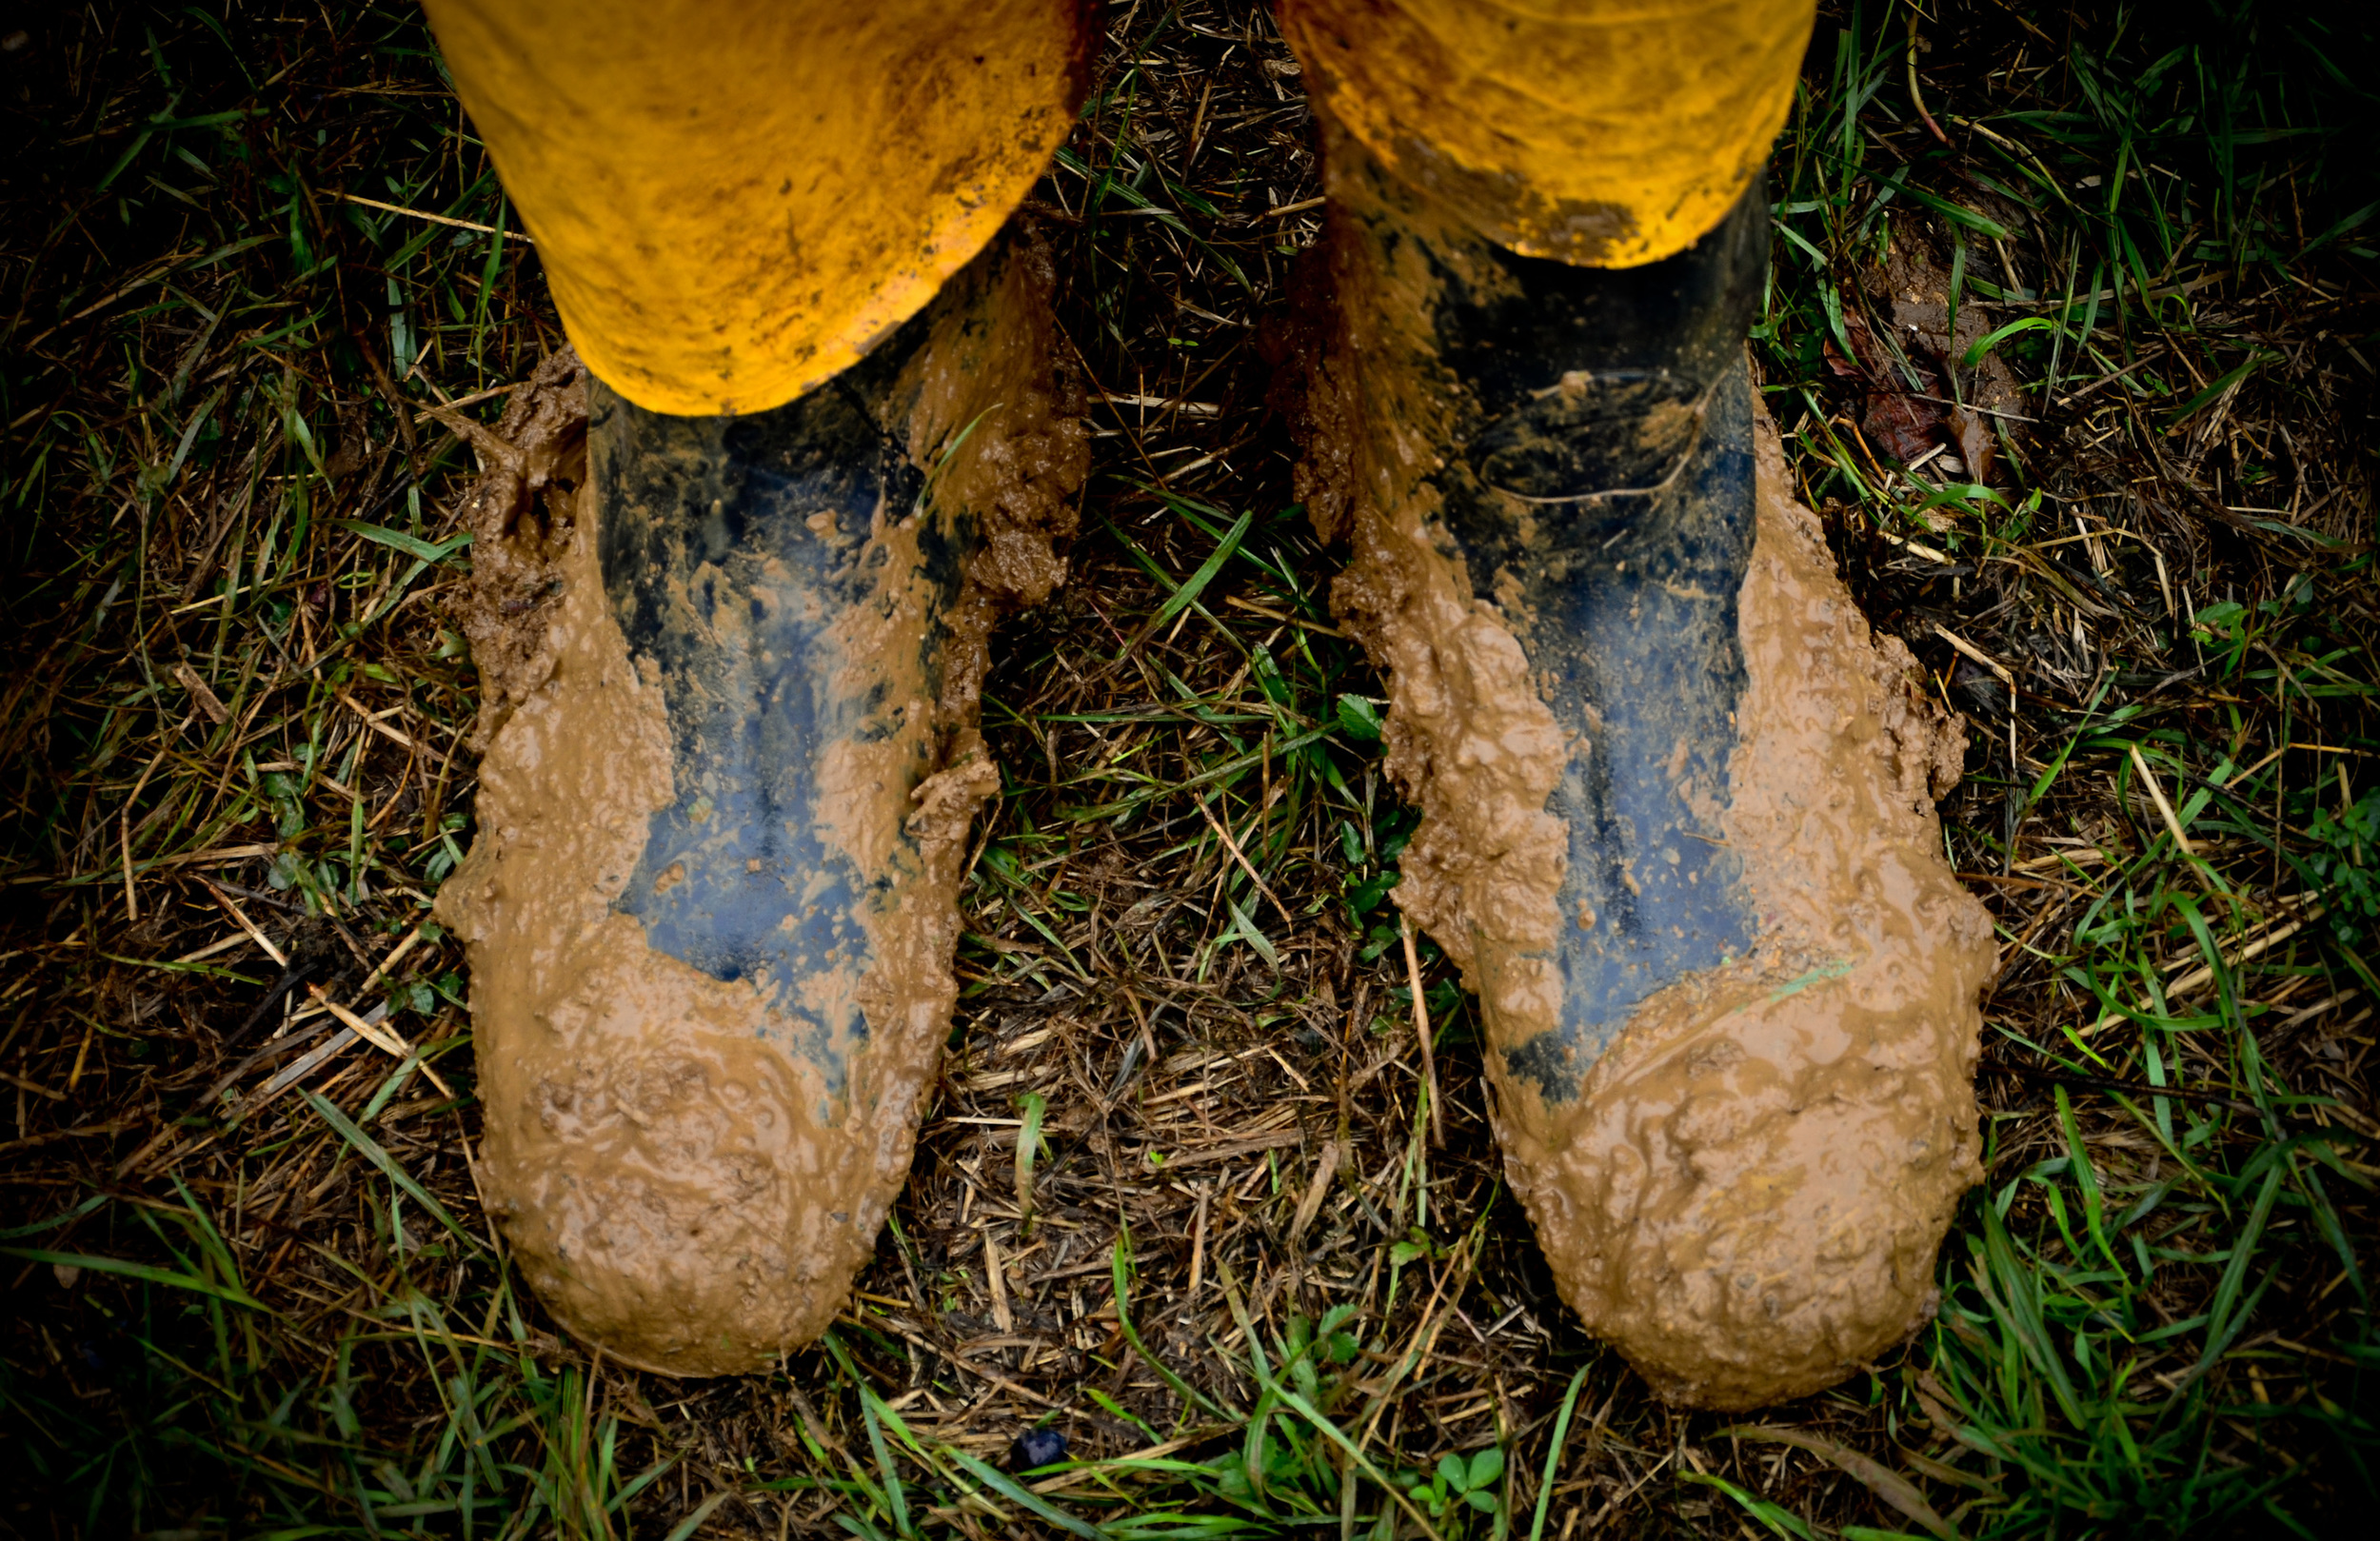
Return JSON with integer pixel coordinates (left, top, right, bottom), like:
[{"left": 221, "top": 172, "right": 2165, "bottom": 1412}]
[
  {"left": 438, "top": 232, "right": 1082, "bottom": 1374},
  {"left": 1283, "top": 129, "right": 1994, "bottom": 1410},
  {"left": 595, "top": 351, "right": 961, "bottom": 1094},
  {"left": 1418, "top": 190, "right": 1771, "bottom": 1095}
]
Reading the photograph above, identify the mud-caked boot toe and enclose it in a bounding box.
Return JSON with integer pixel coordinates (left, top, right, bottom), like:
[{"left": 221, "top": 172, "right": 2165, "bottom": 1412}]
[
  {"left": 1284, "top": 135, "right": 1996, "bottom": 1410},
  {"left": 437, "top": 234, "right": 1083, "bottom": 1375}
]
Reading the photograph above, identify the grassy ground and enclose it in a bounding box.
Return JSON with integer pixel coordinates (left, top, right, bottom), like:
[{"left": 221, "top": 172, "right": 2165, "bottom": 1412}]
[{"left": 2, "top": 1, "right": 2374, "bottom": 1535}]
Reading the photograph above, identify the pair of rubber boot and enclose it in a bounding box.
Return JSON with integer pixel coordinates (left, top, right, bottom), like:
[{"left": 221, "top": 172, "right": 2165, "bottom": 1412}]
[{"left": 438, "top": 137, "right": 1993, "bottom": 1410}]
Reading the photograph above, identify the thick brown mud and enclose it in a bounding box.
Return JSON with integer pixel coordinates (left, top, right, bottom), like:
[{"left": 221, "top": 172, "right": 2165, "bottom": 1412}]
[
  {"left": 1284, "top": 135, "right": 1995, "bottom": 1409},
  {"left": 437, "top": 236, "right": 1082, "bottom": 1375},
  {"left": 440, "top": 348, "right": 590, "bottom": 754},
  {"left": 1494, "top": 434, "right": 1994, "bottom": 1409}
]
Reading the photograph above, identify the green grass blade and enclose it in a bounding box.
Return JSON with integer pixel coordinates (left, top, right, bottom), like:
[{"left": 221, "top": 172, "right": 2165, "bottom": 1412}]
[
  {"left": 1678, "top": 1472, "right": 1816, "bottom": 1539},
  {"left": 1112, "top": 1234, "right": 1234, "bottom": 1422},
  {"left": 303, "top": 1090, "right": 480, "bottom": 1251},
  {"left": 942, "top": 1449, "right": 1103, "bottom": 1539},
  {"left": 0, "top": 1246, "right": 269, "bottom": 1311},
  {"left": 1528, "top": 1367, "right": 1590, "bottom": 1541},
  {"left": 1129, "top": 507, "right": 1254, "bottom": 647}
]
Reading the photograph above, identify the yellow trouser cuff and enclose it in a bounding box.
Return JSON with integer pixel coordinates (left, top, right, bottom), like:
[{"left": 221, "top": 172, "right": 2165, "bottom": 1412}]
[
  {"left": 422, "top": 0, "right": 1089, "bottom": 417},
  {"left": 1279, "top": 0, "right": 1814, "bottom": 267}
]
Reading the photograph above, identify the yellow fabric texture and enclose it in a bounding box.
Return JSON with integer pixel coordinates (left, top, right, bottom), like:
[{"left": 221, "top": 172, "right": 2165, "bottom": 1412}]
[
  {"left": 420, "top": 0, "right": 1088, "bottom": 416},
  {"left": 426, "top": 0, "right": 1809, "bottom": 415},
  {"left": 1279, "top": 0, "right": 1814, "bottom": 267}
]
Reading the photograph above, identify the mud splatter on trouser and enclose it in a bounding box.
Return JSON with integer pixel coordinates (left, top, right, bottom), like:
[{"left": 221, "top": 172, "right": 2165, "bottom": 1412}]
[{"left": 418, "top": 0, "right": 1815, "bottom": 418}]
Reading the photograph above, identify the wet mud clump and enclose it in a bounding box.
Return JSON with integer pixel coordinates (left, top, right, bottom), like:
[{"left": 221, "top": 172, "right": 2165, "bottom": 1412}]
[
  {"left": 438, "top": 233, "right": 1083, "bottom": 1374},
  {"left": 1507, "top": 433, "right": 1995, "bottom": 1408},
  {"left": 441, "top": 347, "right": 590, "bottom": 752},
  {"left": 1279, "top": 137, "right": 1995, "bottom": 1410}
]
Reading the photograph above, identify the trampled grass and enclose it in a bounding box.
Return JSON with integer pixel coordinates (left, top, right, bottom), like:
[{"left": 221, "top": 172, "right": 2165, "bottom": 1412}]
[{"left": 1, "top": 3, "right": 2372, "bottom": 1537}]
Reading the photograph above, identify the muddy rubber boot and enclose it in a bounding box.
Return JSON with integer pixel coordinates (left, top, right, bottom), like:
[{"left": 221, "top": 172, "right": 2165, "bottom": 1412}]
[
  {"left": 1280, "top": 131, "right": 1996, "bottom": 1410},
  {"left": 437, "top": 231, "right": 1083, "bottom": 1375}
]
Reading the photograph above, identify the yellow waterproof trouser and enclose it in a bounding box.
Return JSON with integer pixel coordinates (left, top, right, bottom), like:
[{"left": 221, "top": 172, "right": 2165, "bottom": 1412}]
[{"left": 422, "top": 0, "right": 1813, "bottom": 417}]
